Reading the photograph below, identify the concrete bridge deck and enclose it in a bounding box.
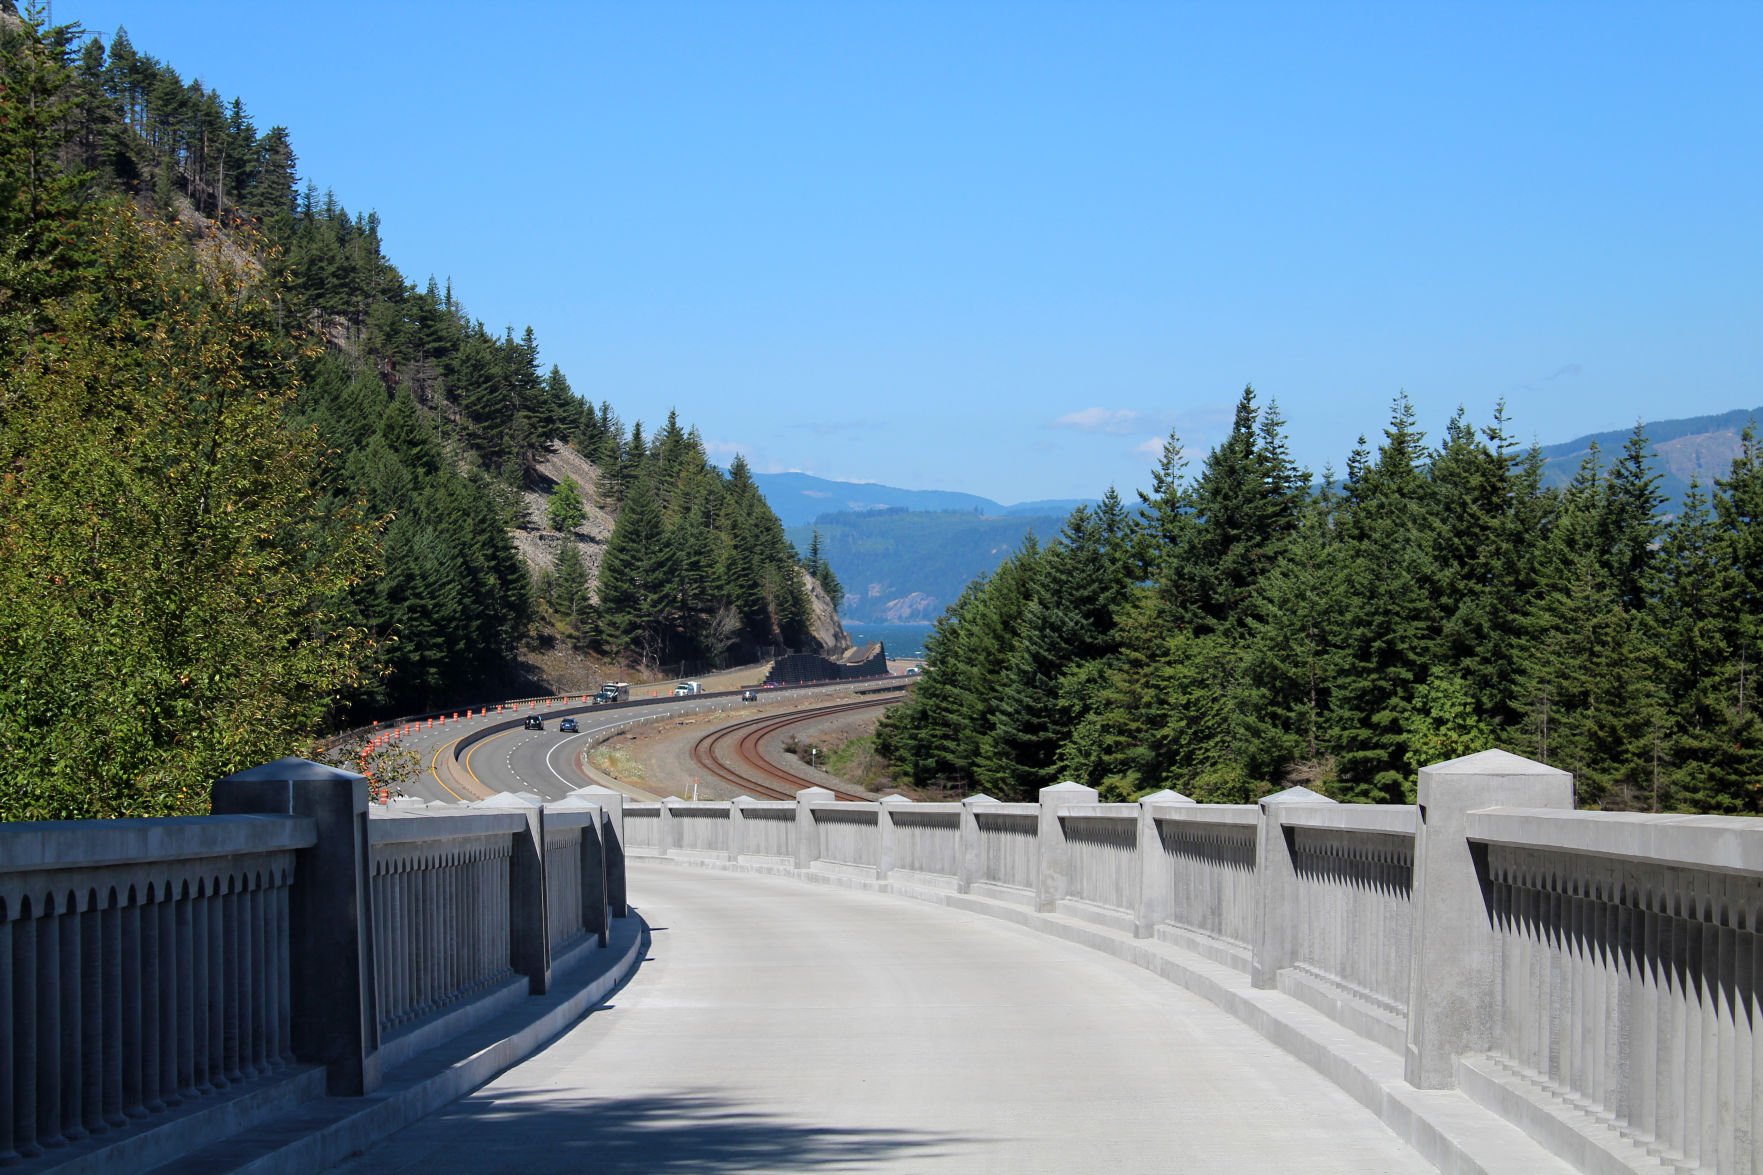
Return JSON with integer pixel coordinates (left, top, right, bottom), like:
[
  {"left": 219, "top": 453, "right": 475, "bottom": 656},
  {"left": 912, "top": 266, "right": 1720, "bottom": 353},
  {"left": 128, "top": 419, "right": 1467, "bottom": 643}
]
[{"left": 332, "top": 863, "right": 1430, "bottom": 1174}]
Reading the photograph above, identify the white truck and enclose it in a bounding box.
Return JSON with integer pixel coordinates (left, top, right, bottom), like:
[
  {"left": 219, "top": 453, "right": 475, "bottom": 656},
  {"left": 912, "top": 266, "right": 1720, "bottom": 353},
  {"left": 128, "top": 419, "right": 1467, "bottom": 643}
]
[
  {"left": 671, "top": 681, "right": 704, "bottom": 697},
  {"left": 592, "top": 682, "right": 630, "bottom": 704}
]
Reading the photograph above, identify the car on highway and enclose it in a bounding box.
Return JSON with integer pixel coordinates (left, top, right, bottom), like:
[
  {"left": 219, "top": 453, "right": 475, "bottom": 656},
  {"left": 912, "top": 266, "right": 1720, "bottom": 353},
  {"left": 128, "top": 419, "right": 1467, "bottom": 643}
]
[
  {"left": 523, "top": 715, "right": 544, "bottom": 730},
  {"left": 559, "top": 717, "right": 579, "bottom": 733},
  {"left": 741, "top": 689, "right": 758, "bottom": 702},
  {"left": 905, "top": 666, "right": 922, "bottom": 676}
]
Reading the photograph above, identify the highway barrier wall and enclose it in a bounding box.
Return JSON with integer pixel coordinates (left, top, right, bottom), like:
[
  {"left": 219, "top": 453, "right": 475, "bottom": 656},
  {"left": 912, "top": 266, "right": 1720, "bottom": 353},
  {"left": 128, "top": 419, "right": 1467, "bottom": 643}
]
[
  {"left": 0, "top": 758, "right": 628, "bottom": 1171},
  {"left": 624, "top": 748, "right": 1763, "bottom": 1175}
]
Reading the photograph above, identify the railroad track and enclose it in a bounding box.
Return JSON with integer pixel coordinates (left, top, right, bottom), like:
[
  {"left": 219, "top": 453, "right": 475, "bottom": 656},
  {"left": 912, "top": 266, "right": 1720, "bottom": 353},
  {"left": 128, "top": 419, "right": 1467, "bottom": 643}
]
[{"left": 689, "top": 696, "right": 899, "bottom": 801}]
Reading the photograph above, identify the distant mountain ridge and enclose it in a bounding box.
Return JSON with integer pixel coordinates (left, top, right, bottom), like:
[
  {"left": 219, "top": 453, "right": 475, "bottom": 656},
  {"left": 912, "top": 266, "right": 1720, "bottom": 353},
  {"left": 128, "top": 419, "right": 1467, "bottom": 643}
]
[
  {"left": 751, "top": 471, "right": 1093, "bottom": 529},
  {"left": 1536, "top": 407, "right": 1763, "bottom": 508},
  {"left": 768, "top": 406, "right": 1763, "bottom": 627}
]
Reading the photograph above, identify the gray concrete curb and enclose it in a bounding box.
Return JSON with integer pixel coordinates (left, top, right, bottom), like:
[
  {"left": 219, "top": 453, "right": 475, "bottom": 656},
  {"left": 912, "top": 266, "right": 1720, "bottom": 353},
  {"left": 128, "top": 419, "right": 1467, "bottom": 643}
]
[{"left": 632, "top": 855, "right": 1578, "bottom": 1175}]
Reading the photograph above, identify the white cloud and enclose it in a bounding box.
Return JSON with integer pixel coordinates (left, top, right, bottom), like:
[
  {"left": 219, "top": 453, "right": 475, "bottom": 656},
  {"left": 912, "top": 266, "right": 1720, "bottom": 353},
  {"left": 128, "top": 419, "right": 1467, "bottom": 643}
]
[
  {"left": 1133, "top": 436, "right": 1166, "bottom": 457},
  {"left": 1053, "top": 407, "right": 1143, "bottom": 436}
]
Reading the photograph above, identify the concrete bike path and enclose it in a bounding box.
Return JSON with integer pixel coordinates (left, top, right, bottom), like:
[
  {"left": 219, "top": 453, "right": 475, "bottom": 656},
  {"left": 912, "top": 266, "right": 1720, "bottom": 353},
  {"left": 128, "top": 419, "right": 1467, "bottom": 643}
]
[{"left": 333, "top": 863, "right": 1429, "bottom": 1173}]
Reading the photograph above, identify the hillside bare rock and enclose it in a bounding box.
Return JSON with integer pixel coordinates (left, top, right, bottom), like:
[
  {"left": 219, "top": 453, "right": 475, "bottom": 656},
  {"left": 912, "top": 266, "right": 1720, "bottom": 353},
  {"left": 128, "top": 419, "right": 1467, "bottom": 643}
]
[
  {"left": 803, "top": 570, "right": 851, "bottom": 655},
  {"left": 516, "top": 443, "right": 615, "bottom": 600}
]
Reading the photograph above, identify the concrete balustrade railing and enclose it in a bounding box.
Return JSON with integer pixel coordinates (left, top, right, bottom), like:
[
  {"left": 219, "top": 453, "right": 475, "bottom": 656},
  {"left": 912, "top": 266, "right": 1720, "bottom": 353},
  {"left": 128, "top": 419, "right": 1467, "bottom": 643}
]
[
  {"left": 17, "top": 745, "right": 1763, "bottom": 1173},
  {"left": 629, "top": 749, "right": 1763, "bottom": 1173},
  {"left": 0, "top": 815, "right": 312, "bottom": 1162},
  {"left": 368, "top": 813, "right": 522, "bottom": 1034},
  {"left": 0, "top": 759, "right": 629, "bottom": 1172},
  {"left": 1465, "top": 805, "right": 1763, "bottom": 1173},
  {"left": 887, "top": 803, "right": 961, "bottom": 884},
  {"left": 1146, "top": 804, "right": 1258, "bottom": 967},
  {"left": 1277, "top": 803, "right": 1416, "bottom": 1049}
]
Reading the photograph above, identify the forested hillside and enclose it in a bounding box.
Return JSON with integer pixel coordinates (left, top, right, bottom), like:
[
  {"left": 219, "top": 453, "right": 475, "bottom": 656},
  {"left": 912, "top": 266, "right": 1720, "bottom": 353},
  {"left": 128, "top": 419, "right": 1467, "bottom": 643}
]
[
  {"left": 0, "top": 8, "right": 816, "bottom": 819},
  {"left": 879, "top": 389, "right": 1763, "bottom": 813}
]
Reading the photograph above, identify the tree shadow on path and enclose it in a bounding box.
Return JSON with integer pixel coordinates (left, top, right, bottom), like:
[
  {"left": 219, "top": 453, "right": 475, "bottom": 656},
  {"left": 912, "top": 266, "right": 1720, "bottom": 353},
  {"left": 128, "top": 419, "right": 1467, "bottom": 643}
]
[{"left": 338, "top": 1088, "right": 976, "bottom": 1173}]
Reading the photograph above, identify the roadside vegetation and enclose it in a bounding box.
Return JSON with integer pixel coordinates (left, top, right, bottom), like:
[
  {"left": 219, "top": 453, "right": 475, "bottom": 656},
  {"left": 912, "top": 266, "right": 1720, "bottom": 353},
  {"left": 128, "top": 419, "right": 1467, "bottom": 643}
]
[{"left": 0, "top": 8, "right": 815, "bottom": 818}]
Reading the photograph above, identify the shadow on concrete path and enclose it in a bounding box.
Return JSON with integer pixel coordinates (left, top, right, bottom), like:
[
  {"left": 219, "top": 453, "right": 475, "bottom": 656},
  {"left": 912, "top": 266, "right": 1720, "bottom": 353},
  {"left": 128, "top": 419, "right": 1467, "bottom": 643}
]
[{"left": 336, "top": 1088, "right": 972, "bottom": 1173}]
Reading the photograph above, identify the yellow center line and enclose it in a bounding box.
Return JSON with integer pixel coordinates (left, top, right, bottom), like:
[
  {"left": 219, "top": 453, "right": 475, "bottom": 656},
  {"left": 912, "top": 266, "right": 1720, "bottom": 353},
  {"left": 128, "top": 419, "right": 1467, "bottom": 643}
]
[
  {"left": 461, "top": 726, "right": 519, "bottom": 792},
  {"left": 427, "top": 735, "right": 469, "bottom": 802}
]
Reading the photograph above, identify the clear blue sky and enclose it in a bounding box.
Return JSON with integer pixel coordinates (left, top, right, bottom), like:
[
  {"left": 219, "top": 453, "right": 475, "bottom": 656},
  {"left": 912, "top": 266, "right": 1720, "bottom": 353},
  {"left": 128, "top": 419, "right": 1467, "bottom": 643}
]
[{"left": 56, "top": 1, "right": 1763, "bottom": 504}]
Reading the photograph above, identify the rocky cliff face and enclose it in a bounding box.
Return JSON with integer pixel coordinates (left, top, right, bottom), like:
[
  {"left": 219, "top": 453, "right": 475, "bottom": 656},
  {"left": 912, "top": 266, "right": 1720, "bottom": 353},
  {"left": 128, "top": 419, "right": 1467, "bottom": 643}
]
[{"left": 803, "top": 570, "right": 851, "bottom": 655}]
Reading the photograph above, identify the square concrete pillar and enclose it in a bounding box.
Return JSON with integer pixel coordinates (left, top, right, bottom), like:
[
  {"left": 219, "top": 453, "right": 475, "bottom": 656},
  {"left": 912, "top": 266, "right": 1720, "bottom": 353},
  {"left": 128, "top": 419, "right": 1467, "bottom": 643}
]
[
  {"left": 573, "top": 786, "right": 626, "bottom": 917},
  {"left": 1251, "top": 785, "right": 1335, "bottom": 990},
  {"left": 1037, "top": 781, "right": 1099, "bottom": 914},
  {"left": 1405, "top": 748, "right": 1572, "bottom": 1089},
  {"left": 958, "top": 795, "right": 998, "bottom": 893},
  {"left": 729, "top": 796, "right": 751, "bottom": 862},
  {"left": 1135, "top": 789, "right": 1194, "bottom": 939},
  {"left": 877, "top": 796, "right": 912, "bottom": 882},
  {"left": 658, "top": 797, "right": 678, "bottom": 856},
  {"left": 794, "top": 787, "right": 834, "bottom": 869},
  {"left": 212, "top": 758, "right": 381, "bottom": 1096}
]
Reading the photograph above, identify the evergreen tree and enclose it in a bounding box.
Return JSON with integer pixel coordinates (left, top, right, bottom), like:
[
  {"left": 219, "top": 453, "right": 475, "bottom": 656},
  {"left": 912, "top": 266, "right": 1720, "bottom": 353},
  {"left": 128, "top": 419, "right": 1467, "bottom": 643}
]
[{"left": 546, "top": 476, "right": 586, "bottom": 531}]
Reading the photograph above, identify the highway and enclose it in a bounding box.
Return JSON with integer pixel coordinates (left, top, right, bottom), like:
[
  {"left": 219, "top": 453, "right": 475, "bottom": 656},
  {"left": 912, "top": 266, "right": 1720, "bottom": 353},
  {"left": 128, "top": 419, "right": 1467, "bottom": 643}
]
[{"left": 368, "top": 680, "right": 895, "bottom": 805}]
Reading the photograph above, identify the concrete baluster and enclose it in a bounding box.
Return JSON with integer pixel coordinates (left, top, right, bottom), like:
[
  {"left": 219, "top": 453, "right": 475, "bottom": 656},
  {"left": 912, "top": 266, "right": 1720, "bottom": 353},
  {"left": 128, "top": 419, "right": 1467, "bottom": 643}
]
[
  {"left": 877, "top": 796, "right": 912, "bottom": 883},
  {"left": 240, "top": 882, "right": 259, "bottom": 1080},
  {"left": 795, "top": 787, "right": 834, "bottom": 870},
  {"left": 957, "top": 795, "right": 998, "bottom": 894},
  {"left": 174, "top": 893, "right": 195, "bottom": 1096},
  {"left": 159, "top": 886, "right": 180, "bottom": 1101},
  {"left": 120, "top": 893, "right": 144, "bottom": 1118},
  {"left": 60, "top": 897, "right": 85, "bottom": 1139},
  {"left": 16, "top": 898, "right": 40, "bottom": 1155},
  {"left": 79, "top": 897, "right": 106, "bottom": 1136},
  {"left": 1251, "top": 786, "right": 1335, "bottom": 991},
  {"left": 1403, "top": 748, "right": 1572, "bottom": 1090},
  {"left": 101, "top": 897, "right": 124, "bottom": 1124},
  {"left": 1134, "top": 789, "right": 1193, "bottom": 939},
  {"left": 138, "top": 891, "right": 162, "bottom": 1117},
  {"left": 212, "top": 757, "right": 382, "bottom": 1097},
  {"left": 574, "top": 786, "right": 627, "bottom": 918},
  {"left": 1036, "top": 782, "right": 1099, "bottom": 915}
]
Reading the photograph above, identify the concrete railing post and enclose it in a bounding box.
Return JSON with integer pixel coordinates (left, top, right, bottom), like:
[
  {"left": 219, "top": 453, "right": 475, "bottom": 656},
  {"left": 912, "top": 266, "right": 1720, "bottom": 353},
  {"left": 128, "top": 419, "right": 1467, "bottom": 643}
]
[
  {"left": 794, "top": 787, "right": 834, "bottom": 870},
  {"left": 575, "top": 786, "right": 627, "bottom": 918},
  {"left": 585, "top": 807, "right": 610, "bottom": 946},
  {"left": 958, "top": 795, "right": 998, "bottom": 893},
  {"left": 1404, "top": 749, "right": 1572, "bottom": 1089},
  {"left": 475, "top": 794, "right": 550, "bottom": 996},
  {"left": 1036, "top": 781, "right": 1099, "bottom": 914},
  {"left": 1251, "top": 786, "right": 1335, "bottom": 990},
  {"left": 658, "top": 797, "right": 678, "bottom": 857},
  {"left": 1135, "top": 789, "right": 1194, "bottom": 939},
  {"left": 211, "top": 757, "right": 381, "bottom": 1096},
  {"left": 729, "top": 796, "right": 749, "bottom": 862},
  {"left": 877, "top": 796, "right": 911, "bottom": 882}
]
